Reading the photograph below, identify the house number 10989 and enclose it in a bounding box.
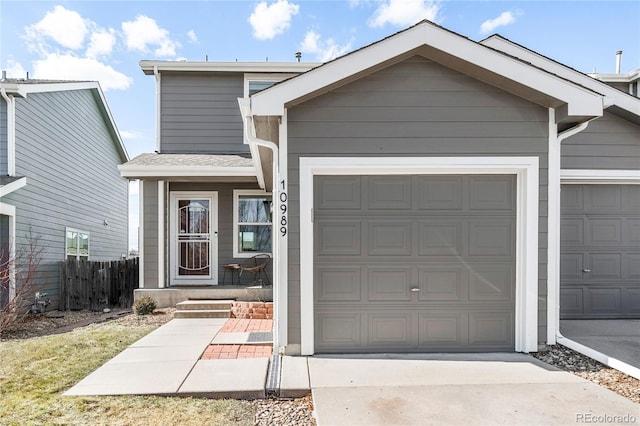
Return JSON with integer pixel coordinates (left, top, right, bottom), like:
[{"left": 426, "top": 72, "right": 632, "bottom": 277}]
[{"left": 280, "top": 180, "right": 288, "bottom": 236}]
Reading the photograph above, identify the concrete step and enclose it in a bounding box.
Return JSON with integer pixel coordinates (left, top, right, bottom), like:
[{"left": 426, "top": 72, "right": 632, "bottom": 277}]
[
  {"left": 176, "top": 300, "right": 234, "bottom": 311},
  {"left": 174, "top": 309, "right": 231, "bottom": 319}
]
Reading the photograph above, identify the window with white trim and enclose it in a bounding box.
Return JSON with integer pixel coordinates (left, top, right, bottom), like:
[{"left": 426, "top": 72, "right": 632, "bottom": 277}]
[
  {"left": 233, "top": 190, "right": 272, "bottom": 257},
  {"left": 66, "top": 228, "right": 89, "bottom": 260}
]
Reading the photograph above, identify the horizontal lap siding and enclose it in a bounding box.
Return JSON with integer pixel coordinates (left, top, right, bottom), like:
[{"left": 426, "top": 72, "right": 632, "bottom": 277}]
[
  {"left": 0, "top": 99, "right": 6, "bottom": 174},
  {"left": 562, "top": 112, "right": 640, "bottom": 170},
  {"left": 3, "top": 90, "right": 128, "bottom": 304},
  {"left": 286, "top": 56, "right": 549, "bottom": 347},
  {"left": 160, "top": 73, "right": 248, "bottom": 154}
]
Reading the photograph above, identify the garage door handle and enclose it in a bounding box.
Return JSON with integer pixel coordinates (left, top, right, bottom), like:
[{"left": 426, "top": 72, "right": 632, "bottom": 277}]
[
  {"left": 410, "top": 287, "right": 420, "bottom": 292},
  {"left": 582, "top": 269, "right": 591, "bottom": 273}
]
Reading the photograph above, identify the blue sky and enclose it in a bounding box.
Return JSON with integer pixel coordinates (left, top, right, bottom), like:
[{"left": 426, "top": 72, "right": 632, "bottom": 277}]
[{"left": 1, "top": 0, "right": 639, "bottom": 249}]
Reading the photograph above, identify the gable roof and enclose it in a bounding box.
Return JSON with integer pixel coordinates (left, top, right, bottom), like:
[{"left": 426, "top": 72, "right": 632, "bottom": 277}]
[
  {"left": 250, "top": 20, "right": 604, "bottom": 125},
  {"left": 481, "top": 35, "right": 640, "bottom": 125},
  {"left": 0, "top": 80, "right": 129, "bottom": 162}
]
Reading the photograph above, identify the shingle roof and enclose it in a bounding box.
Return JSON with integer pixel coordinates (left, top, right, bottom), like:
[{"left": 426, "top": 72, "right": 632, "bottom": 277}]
[{"left": 123, "top": 153, "right": 254, "bottom": 168}]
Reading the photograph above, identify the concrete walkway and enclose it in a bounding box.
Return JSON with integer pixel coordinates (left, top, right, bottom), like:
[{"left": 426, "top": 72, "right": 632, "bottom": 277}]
[{"left": 67, "top": 318, "right": 639, "bottom": 425}]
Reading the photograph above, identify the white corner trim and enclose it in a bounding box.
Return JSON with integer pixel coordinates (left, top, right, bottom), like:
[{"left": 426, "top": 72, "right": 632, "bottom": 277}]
[
  {"left": 158, "top": 180, "right": 165, "bottom": 289},
  {"left": 299, "top": 156, "right": 539, "bottom": 355},
  {"left": 547, "top": 108, "right": 560, "bottom": 346},
  {"left": 154, "top": 66, "right": 161, "bottom": 153},
  {"left": 277, "top": 109, "right": 289, "bottom": 349},
  {"left": 138, "top": 180, "right": 144, "bottom": 289},
  {"left": 0, "top": 202, "right": 16, "bottom": 301},
  {"left": 561, "top": 169, "right": 640, "bottom": 184}
]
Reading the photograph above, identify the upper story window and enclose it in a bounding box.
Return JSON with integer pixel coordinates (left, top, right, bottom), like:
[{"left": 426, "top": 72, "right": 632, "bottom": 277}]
[
  {"left": 233, "top": 190, "right": 272, "bottom": 257},
  {"left": 66, "top": 228, "right": 89, "bottom": 260},
  {"left": 243, "top": 73, "right": 296, "bottom": 97}
]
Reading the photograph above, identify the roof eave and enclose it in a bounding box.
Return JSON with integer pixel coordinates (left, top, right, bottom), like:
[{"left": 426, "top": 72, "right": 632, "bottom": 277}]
[
  {"left": 251, "top": 21, "right": 603, "bottom": 120},
  {"left": 118, "top": 165, "right": 257, "bottom": 179},
  {"left": 140, "top": 60, "right": 321, "bottom": 75}
]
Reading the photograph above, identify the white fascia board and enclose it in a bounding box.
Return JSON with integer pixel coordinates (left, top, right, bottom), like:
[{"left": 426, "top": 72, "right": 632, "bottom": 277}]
[
  {"left": 140, "top": 60, "right": 320, "bottom": 75},
  {"left": 560, "top": 169, "right": 640, "bottom": 183},
  {"left": 482, "top": 36, "right": 640, "bottom": 116},
  {"left": 92, "top": 85, "right": 130, "bottom": 162},
  {"left": 118, "top": 165, "right": 257, "bottom": 178},
  {"left": 589, "top": 71, "right": 640, "bottom": 83},
  {"left": 252, "top": 22, "right": 603, "bottom": 118},
  {"left": 0, "top": 177, "right": 27, "bottom": 197}
]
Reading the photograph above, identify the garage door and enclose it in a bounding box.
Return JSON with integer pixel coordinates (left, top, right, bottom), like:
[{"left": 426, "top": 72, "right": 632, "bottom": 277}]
[
  {"left": 560, "top": 184, "right": 640, "bottom": 319},
  {"left": 314, "top": 175, "right": 516, "bottom": 353}
]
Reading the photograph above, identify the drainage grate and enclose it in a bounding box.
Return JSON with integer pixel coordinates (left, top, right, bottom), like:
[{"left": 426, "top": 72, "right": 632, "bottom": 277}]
[
  {"left": 265, "top": 353, "right": 281, "bottom": 397},
  {"left": 247, "top": 332, "right": 273, "bottom": 343}
]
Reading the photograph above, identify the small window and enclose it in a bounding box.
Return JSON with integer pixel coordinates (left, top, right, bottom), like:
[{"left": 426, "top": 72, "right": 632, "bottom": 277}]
[
  {"left": 66, "top": 228, "right": 89, "bottom": 260},
  {"left": 233, "top": 190, "right": 272, "bottom": 257},
  {"left": 248, "top": 80, "right": 277, "bottom": 95}
]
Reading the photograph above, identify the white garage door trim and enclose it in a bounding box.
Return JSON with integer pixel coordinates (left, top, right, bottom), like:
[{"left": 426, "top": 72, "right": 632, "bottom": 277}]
[{"left": 299, "top": 156, "right": 540, "bottom": 355}]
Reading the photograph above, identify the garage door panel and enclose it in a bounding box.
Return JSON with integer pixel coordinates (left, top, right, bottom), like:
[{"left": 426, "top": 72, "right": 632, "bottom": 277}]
[
  {"left": 367, "top": 267, "right": 412, "bottom": 301},
  {"left": 419, "top": 312, "right": 467, "bottom": 346},
  {"left": 469, "top": 176, "right": 515, "bottom": 211},
  {"left": 418, "top": 176, "right": 463, "bottom": 210},
  {"left": 588, "top": 186, "right": 622, "bottom": 211},
  {"left": 418, "top": 266, "right": 465, "bottom": 301},
  {"left": 419, "top": 221, "right": 463, "bottom": 256},
  {"left": 316, "top": 176, "right": 361, "bottom": 210},
  {"left": 587, "top": 288, "right": 622, "bottom": 315},
  {"left": 468, "top": 312, "right": 514, "bottom": 348},
  {"left": 624, "top": 254, "right": 640, "bottom": 279},
  {"left": 469, "top": 220, "right": 514, "bottom": 256},
  {"left": 627, "top": 219, "right": 640, "bottom": 244},
  {"left": 367, "top": 176, "right": 412, "bottom": 210},
  {"left": 587, "top": 219, "right": 621, "bottom": 246},
  {"left": 560, "top": 218, "right": 584, "bottom": 245},
  {"left": 623, "top": 186, "right": 640, "bottom": 210},
  {"left": 469, "top": 264, "right": 514, "bottom": 302},
  {"left": 560, "top": 253, "right": 583, "bottom": 280},
  {"left": 627, "top": 290, "right": 640, "bottom": 314},
  {"left": 367, "top": 221, "right": 413, "bottom": 256},
  {"left": 315, "top": 267, "right": 361, "bottom": 302},
  {"left": 367, "top": 313, "right": 413, "bottom": 347},
  {"left": 561, "top": 185, "right": 584, "bottom": 211},
  {"left": 316, "top": 221, "right": 361, "bottom": 256},
  {"left": 588, "top": 253, "right": 622, "bottom": 280},
  {"left": 315, "top": 312, "right": 361, "bottom": 349},
  {"left": 560, "top": 288, "right": 584, "bottom": 315}
]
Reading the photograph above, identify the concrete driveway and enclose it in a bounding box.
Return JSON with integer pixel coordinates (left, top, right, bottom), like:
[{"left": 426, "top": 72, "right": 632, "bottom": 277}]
[{"left": 307, "top": 354, "right": 639, "bottom": 426}]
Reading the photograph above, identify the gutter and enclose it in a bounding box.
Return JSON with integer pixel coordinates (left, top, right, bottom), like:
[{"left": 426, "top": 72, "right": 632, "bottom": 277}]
[
  {"left": 153, "top": 66, "right": 161, "bottom": 152},
  {"left": 0, "top": 88, "right": 16, "bottom": 176}
]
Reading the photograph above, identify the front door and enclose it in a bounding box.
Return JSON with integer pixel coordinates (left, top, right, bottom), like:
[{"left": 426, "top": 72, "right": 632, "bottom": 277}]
[{"left": 170, "top": 192, "right": 218, "bottom": 285}]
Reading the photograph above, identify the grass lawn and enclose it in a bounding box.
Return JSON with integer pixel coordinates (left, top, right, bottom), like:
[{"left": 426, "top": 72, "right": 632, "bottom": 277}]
[{"left": 0, "top": 321, "right": 254, "bottom": 425}]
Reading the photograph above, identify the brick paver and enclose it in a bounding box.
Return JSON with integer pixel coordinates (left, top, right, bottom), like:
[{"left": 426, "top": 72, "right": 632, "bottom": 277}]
[
  {"left": 201, "top": 344, "right": 272, "bottom": 359},
  {"left": 219, "top": 318, "right": 273, "bottom": 333}
]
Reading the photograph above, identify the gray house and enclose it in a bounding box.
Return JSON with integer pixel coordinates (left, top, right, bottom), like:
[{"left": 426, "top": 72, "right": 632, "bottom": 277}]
[
  {"left": 121, "top": 21, "right": 639, "bottom": 356},
  {"left": 0, "top": 78, "right": 129, "bottom": 308}
]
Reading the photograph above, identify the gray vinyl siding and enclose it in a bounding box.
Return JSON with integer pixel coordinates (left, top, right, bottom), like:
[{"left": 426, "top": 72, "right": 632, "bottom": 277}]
[
  {"left": 142, "top": 181, "right": 270, "bottom": 288},
  {"left": 286, "top": 56, "right": 550, "bottom": 347},
  {"left": 160, "top": 73, "right": 248, "bottom": 154},
  {"left": 0, "top": 98, "right": 7, "bottom": 175},
  {"left": 562, "top": 111, "right": 640, "bottom": 170},
  {"left": 2, "top": 89, "right": 128, "bottom": 305},
  {"left": 142, "top": 180, "right": 159, "bottom": 288}
]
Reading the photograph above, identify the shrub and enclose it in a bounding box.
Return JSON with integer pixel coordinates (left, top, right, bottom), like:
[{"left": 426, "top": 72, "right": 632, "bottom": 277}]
[{"left": 132, "top": 296, "right": 157, "bottom": 316}]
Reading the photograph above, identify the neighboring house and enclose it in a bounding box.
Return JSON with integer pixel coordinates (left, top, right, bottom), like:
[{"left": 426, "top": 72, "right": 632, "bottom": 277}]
[
  {"left": 0, "top": 77, "right": 129, "bottom": 308},
  {"left": 120, "top": 21, "right": 639, "bottom": 356}
]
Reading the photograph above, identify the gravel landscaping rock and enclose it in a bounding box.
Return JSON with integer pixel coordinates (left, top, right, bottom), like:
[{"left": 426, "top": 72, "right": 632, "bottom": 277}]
[
  {"left": 533, "top": 345, "right": 640, "bottom": 404},
  {"left": 254, "top": 393, "right": 316, "bottom": 426}
]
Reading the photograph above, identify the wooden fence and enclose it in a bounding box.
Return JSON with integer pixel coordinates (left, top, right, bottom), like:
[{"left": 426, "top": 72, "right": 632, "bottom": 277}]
[{"left": 58, "top": 258, "right": 138, "bottom": 311}]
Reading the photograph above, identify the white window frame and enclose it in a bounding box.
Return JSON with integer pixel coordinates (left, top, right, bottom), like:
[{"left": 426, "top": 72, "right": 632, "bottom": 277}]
[
  {"left": 233, "top": 189, "right": 273, "bottom": 258},
  {"left": 243, "top": 73, "right": 296, "bottom": 98},
  {"left": 65, "top": 227, "right": 90, "bottom": 260}
]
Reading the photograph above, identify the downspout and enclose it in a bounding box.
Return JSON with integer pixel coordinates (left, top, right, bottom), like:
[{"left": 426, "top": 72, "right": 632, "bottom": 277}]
[
  {"left": 238, "top": 98, "right": 280, "bottom": 353},
  {"left": 548, "top": 109, "right": 598, "bottom": 347},
  {"left": 1, "top": 88, "right": 16, "bottom": 176}
]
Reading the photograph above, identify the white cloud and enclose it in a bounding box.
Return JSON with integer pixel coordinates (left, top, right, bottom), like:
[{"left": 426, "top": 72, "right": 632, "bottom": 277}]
[
  {"left": 86, "top": 28, "right": 116, "bottom": 58},
  {"left": 369, "top": 0, "right": 440, "bottom": 28},
  {"left": 26, "top": 5, "right": 88, "bottom": 51},
  {"left": 249, "top": 0, "right": 300, "bottom": 40},
  {"left": 32, "top": 53, "right": 132, "bottom": 91},
  {"left": 480, "top": 11, "right": 517, "bottom": 34},
  {"left": 187, "top": 29, "right": 198, "bottom": 43},
  {"left": 3, "top": 58, "right": 27, "bottom": 79},
  {"left": 300, "top": 30, "right": 352, "bottom": 62},
  {"left": 122, "top": 15, "right": 180, "bottom": 57},
  {"left": 120, "top": 130, "right": 143, "bottom": 140}
]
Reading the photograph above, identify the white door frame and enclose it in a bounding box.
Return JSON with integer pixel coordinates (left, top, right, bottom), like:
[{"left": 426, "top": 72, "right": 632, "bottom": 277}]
[
  {"left": 169, "top": 191, "right": 218, "bottom": 285},
  {"left": 299, "top": 156, "right": 540, "bottom": 355}
]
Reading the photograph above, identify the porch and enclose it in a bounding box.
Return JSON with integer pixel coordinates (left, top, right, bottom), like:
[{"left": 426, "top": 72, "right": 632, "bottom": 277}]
[{"left": 134, "top": 286, "right": 272, "bottom": 309}]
